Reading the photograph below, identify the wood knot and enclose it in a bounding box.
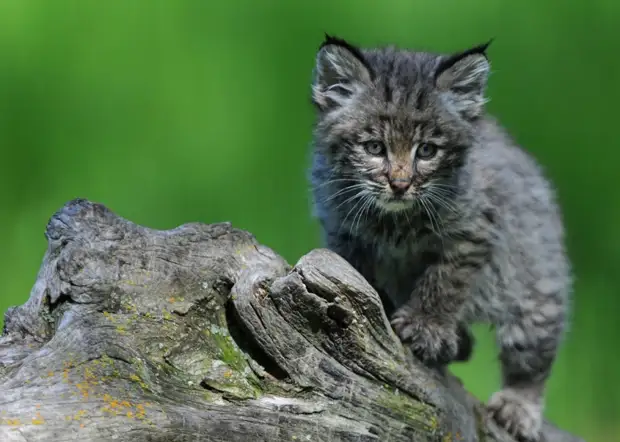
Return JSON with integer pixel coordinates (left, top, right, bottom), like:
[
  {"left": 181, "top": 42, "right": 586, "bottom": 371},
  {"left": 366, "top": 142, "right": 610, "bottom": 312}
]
[{"left": 326, "top": 303, "right": 353, "bottom": 328}]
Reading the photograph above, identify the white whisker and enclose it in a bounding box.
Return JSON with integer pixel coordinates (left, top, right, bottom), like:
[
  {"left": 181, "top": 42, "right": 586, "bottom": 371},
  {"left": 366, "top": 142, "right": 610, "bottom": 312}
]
[
  {"left": 322, "top": 183, "right": 369, "bottom": 203},
  {"left": 339, "top": 191, "right": 370, "bottom": 236},
  {"left": 333, "top": 190, "right": 366, "bottom": 212},
  {"left": 425, "top": 187, "right": 459, "bottom": 214},
  {"left": 351, "top": 193, "right": 375, "bottom": 237}
]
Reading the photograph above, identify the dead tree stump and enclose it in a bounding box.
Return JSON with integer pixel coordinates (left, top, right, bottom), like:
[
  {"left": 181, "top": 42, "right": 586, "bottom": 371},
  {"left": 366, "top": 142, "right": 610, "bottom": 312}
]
[{"left": 0, "top": 199, "right": 583, "bottom": 442}]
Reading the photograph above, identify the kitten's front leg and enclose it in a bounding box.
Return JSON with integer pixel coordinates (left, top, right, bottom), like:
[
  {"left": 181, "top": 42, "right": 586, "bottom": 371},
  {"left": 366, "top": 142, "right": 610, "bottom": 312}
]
[
  {"left": 391, "top": 239, "right": 490, "bottom": 366},
  {"left": 391, "top": 303, "right": 460, "bottom": 366}
]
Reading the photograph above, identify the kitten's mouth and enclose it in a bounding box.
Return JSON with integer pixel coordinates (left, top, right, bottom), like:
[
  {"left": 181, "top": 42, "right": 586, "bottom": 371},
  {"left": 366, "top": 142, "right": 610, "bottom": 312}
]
[{"left": 376, "top": 195, "right": 413, "bottom": 212}]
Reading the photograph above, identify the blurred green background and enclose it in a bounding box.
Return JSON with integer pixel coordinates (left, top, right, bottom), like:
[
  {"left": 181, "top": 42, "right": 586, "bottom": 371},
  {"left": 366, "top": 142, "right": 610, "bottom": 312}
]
[{"left": 0, "top": 1, "right": 618, "bottom": 440}]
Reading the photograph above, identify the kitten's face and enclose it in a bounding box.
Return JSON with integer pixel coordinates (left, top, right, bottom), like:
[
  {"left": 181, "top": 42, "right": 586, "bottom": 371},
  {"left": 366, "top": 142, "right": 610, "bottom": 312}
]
[
  {"left": 324, "top": 105, "right": 466, "bottom": 213},
  {"left": 311, "top": 37, "right": 490, "bottom": 214}
]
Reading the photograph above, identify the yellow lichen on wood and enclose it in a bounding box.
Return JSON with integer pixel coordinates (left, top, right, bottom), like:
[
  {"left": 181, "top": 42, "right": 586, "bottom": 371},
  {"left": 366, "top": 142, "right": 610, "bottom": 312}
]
[{"left": 31, "top": 411, "right": 45, "bottom": 425}]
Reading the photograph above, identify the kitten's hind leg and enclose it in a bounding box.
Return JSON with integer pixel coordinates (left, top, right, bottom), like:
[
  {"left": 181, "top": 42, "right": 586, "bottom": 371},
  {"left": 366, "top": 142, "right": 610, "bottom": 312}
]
[{"left": 488, "top": 300, "right": 565, "bottom": 442}]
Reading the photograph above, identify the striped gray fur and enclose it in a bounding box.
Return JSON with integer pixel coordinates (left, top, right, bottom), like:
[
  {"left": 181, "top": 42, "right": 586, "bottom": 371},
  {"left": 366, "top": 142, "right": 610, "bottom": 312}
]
[{"left": 308, "top": 35, "right": 571, "bottom": 442}]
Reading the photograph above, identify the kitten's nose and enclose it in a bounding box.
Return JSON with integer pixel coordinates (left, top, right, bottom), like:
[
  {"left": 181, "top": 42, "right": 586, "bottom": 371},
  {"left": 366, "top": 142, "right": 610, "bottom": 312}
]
[{"left": 389, "top": 178, "right": 411, "bottom": 195}]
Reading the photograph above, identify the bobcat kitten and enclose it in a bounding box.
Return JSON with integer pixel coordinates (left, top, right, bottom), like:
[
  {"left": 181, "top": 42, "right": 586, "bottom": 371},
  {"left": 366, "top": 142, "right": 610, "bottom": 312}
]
[{"left": 309, "top": 35, "right": 571, "bottom": 442}]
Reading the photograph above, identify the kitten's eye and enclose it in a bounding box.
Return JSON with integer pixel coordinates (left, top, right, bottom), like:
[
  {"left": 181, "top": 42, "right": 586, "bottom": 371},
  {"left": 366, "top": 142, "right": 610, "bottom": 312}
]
[
  {"left": 416, "top": 143, "right": 438, "bottom": 160},
  {"left": 364, "top": 141, "right": 386, "bottom": 156}
]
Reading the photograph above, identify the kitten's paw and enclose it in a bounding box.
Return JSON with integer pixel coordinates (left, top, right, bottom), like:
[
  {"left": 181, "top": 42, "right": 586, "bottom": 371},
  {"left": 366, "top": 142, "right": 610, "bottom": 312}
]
[
  {"left": 390, "top": 307, "right": 459, "bottom": 366},
  {"left": 487, "top": 389, "right": 542, "bottom": 442}
]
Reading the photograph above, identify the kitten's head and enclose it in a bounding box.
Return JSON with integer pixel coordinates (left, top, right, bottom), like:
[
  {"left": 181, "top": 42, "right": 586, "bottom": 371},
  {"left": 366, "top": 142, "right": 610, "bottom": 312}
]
[{"left": 310, "top": 35, "right": 491, "bottom": 213}]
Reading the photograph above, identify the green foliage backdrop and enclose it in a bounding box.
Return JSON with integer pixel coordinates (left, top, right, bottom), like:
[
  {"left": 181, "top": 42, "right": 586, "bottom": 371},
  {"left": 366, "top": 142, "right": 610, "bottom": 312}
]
[{"left": 0, "top": 1, "right": 618, "bottom": 440}]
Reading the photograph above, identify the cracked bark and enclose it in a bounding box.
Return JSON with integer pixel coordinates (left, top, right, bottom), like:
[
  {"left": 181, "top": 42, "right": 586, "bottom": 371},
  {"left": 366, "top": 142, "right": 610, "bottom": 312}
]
[{"left": 0, "top": 199, "right": 583, "bottom": 442}]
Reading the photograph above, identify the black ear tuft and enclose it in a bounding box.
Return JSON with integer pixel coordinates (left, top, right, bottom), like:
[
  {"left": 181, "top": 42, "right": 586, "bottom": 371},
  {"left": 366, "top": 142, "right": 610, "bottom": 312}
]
[{"left": 320, "top": 34, "right": 355, "bottom": 51}]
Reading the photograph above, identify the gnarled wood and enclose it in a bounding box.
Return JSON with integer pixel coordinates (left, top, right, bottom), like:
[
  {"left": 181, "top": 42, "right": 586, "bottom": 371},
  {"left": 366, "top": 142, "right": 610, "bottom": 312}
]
[{"left": 0, "top": 199, "right": 582, "bottom": 442}]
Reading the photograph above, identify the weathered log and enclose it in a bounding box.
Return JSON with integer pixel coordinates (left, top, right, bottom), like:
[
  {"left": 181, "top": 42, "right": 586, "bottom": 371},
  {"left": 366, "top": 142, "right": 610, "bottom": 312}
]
[{"left": 0, "top": 199, "right": 582, "bottom": 442}]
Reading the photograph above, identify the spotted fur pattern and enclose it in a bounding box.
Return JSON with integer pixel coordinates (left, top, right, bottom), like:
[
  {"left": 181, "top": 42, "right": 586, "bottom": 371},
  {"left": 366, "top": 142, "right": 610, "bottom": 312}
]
[{"left": 308, "top": 35, "right": 571, "bottom": 442}]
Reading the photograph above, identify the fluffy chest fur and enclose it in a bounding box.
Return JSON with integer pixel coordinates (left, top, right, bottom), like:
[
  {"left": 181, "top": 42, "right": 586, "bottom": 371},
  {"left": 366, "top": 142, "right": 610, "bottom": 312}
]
[
  {"left": 355, "top": 217, "right": 439, "bottom": 310},
  {"left": 371, "top": 235, "right": 427, "bottom": 308}
]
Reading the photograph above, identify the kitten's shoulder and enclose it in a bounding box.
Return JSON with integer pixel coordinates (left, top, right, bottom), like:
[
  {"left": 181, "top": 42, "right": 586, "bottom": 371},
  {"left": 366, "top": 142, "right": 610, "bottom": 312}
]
[
  {"left": 472, "top": 117, "right": 549, "bottom": 182},
  {"left": 467, "top": 116, "right": 558, "bottom": 208}
]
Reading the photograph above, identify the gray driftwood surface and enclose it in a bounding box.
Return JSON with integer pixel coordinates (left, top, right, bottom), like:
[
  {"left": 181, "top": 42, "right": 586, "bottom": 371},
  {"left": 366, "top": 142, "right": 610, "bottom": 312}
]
[{"left": 0, "top": 199, "right": 582, "bottom": 442}]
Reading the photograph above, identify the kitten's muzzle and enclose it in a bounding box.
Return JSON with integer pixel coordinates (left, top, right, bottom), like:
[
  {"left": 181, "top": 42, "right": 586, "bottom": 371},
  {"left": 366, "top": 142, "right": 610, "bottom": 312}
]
[{"left": 388, "top": 177, "right": 412, "bottom": 195}]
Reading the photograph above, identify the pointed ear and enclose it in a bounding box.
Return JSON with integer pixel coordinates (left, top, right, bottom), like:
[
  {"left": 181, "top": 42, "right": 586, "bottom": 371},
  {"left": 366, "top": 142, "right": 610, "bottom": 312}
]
[
  {"left": 312, "top": 34, "right": 373, "bottom": 112},
  {"left": 434, "top": 40, "right": 492, "bottom": 120}
]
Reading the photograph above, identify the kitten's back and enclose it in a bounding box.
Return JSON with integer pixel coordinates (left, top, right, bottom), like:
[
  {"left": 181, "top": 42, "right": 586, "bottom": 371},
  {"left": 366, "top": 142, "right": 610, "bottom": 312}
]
[{"left": 467, "top": 118, "right": 570, "bottom": 299}]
